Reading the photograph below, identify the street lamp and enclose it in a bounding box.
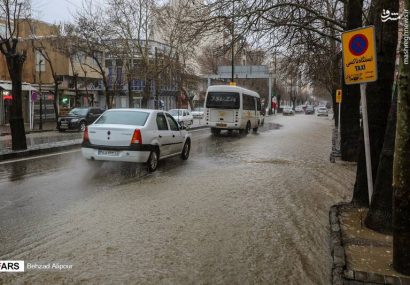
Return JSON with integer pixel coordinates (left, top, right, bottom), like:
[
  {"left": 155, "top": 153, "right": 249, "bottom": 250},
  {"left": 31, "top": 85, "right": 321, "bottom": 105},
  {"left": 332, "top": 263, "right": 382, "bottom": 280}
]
[
  {"left": 39, "top": 59, "right": 43, "bottom": 130},
  {"left": 231, "top": 0, "right": 235, "bottom": 83}
]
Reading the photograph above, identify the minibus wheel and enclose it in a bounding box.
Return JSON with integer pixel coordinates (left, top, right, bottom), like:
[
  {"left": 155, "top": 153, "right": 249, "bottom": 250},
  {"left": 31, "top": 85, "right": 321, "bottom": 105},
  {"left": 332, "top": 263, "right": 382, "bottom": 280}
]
[{"left": 211, "top": 128, "right": 221, "bottom": 136}]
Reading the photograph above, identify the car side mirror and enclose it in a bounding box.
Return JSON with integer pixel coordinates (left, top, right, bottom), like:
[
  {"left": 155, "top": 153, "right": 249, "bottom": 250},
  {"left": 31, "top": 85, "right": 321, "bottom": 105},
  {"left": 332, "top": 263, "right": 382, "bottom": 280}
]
[{"left": 179, "top": 123, "right": 186, "bottom": 130}]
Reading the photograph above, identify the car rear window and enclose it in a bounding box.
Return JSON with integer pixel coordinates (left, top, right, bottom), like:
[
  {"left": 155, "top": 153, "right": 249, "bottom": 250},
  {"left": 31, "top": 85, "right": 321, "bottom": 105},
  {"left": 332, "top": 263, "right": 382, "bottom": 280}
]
[{"left": 94, "top": 111, "right": 149, "bottom": 126}]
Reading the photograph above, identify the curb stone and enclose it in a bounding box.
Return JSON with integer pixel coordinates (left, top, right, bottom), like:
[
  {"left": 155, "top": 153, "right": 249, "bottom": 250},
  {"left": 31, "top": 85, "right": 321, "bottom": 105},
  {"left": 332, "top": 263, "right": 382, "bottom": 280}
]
[{"left": 329, "top": 204, "right": 410, "bottom": 285}]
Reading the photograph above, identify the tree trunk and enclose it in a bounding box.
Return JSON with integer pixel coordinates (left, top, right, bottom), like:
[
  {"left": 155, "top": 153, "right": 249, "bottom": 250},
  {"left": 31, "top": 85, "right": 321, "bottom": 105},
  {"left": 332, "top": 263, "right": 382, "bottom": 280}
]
[
  {"left": 365, "top": 81, "right": 397, "bottom": 234},
  {"left": 128, "top": 79, "right": 133, "bottom": 108},
  {"left": 102, "top": 76, "right": 111, "bottom": 109},
  {"left": 142, "top": 79, "right": 152, "bottom": 108},
  {"left": 6, "top": 53, "right": 27, "bottom": 151},
  {"left": 393, "top": 5, "right": 410, "bottom": 274},
  {"left": 340, "top": 0, "right": 363, "bottom": 161},
  {"left": 351, "top": 131, "right": 370, "bottom": 206},
  {"left": 53, "top": 79, "right": 59, "bottom": 125},
  {"left": 351, "top": 0, "right": 398, "bottom": 208}
]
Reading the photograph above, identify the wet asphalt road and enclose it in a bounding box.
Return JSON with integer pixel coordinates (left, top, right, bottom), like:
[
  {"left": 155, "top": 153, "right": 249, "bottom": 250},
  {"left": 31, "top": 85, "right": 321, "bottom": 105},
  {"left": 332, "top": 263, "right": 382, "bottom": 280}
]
[{"left": 0, "top": 114, "right": 355, "bottom": 284}]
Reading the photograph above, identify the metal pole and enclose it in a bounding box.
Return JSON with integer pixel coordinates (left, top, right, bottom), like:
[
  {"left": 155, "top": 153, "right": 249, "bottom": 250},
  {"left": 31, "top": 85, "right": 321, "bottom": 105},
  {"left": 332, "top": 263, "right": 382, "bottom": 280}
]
[
  {"left": 338, "top": 101, "right": 341, "bottom": 148},
  {"left": 360, "top": 83, "right": 373, "bottom": 203},
  {"left": 231, "top": 0, "right": 234, "bottom": 83},
  {"left": 268, "top": 77, "right": 272, "bottom": 115},
  {"left": 39, "top": 59, "right": 43, "bottom": 130}
]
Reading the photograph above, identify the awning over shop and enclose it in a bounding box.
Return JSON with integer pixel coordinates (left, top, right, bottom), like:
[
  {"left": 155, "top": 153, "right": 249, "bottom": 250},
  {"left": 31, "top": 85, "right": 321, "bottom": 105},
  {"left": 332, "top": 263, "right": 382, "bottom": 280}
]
[{"left": 0, "top": 83, "right": 37, "bottom": 91}]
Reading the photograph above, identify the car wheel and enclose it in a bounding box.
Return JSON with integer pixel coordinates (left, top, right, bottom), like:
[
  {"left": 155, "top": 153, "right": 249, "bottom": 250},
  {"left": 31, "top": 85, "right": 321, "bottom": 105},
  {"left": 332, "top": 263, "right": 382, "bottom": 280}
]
[
  {"left": 211, "top": 128, "right": 221, "bottom": 136},
  {"left": 147, "top": 150, "right": 159, "bottom": 172},
  {"left": 181, "top": 139, "right": 191, "bottom": 160},
  {"left": 79, "top": 121, "right": 86, "bottom": 132},
  {"left": 244, "top": 121, "right": 251, "bottom": 135},
  {"left": 253, "top": 125, "right": 258, "bottom": 132}
]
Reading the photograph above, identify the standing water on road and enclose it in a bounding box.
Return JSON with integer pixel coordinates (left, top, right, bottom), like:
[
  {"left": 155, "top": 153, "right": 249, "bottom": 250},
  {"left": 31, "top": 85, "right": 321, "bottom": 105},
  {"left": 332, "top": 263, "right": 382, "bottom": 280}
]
[{"left": 0, "top": 115, "right": 355, "bottom": 284}]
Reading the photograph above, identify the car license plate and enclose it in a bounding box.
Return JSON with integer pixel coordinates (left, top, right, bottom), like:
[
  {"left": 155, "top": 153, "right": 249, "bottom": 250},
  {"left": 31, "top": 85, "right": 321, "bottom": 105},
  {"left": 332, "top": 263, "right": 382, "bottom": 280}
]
[
  {"left": 98, "top": 150, "right": 119, "bottom": 156},
  {"left": 60, "top": 123, "right": 68, "bottom": 129},
  {"left": 216, "top": 123, "right": 227, "bottom": 127}
]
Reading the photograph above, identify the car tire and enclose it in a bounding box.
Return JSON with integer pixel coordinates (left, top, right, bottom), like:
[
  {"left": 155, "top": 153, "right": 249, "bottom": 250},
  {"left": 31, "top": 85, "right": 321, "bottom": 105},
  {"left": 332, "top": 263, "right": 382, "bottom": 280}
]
[
  {"left": 211, "top": 128, "right": 221, "bottom": 136},
  {"left": 58, "top": 128, "right": 66, "bottom": 132},
  {"left": 147, "top": 150, "right": 159, "bottom": 172},
  {"left": 181, "top": 139, "right": 191, "bottom": 160},
  {"left": 244, "top": 121, "right": 251, "bottom": 135},
  {"left": 253, "top": 126, "right": 258, "bottom": 132},
  {"left": 79, "top": 121, "right": 86, "bottom": 132}
]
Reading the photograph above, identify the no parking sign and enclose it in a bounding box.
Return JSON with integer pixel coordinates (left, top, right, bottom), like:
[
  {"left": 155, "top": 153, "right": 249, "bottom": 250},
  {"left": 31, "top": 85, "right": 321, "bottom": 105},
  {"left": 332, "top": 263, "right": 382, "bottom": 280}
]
[{"left": 342, "top": 26, "right": 377, "bottom": 85}]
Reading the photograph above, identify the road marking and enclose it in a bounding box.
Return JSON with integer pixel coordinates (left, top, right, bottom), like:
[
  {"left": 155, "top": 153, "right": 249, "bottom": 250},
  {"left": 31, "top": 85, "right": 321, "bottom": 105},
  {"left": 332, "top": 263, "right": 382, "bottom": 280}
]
[{"left": 0, "top": 149, "right": 80, "bottom": 165}]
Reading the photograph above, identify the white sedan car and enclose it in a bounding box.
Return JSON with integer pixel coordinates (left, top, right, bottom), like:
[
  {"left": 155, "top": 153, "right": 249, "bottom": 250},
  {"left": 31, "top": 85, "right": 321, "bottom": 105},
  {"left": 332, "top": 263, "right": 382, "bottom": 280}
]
[
  {"left": 81, "top": 109, "right": 191, "bottom": 172},
  {"left": 168, "top": 109, "right": 194, "bottom": 127},
  {"left": 316, "top": 106, "right": 329, "bottom": 116},
  {"left": 191, "top": 107, "right": 205, "bottom": 119}
]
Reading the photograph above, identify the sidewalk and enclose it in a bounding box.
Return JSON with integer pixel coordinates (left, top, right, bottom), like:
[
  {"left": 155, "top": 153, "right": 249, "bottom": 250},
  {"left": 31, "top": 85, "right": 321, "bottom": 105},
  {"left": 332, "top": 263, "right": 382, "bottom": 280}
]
[
  {"left": 330, "top": 203, "right": 410, "bottom": 284},
  {"left": 0, "top": 119, "right": 208, "bottom": 161},
  {"left": 0, "top": 121, "right": 57, "bottom": 136}
]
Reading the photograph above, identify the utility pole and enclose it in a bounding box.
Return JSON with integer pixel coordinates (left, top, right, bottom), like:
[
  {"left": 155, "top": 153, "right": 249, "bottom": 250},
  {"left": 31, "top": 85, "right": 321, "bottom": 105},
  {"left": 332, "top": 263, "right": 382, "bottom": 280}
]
[
  {"left": 231, "top": 0, "right": 235, "bottom": 83},
  {"left": 39, "top": 59, "right": 43, "bottom": 130},
  {"left": 155, "top": 47, "right": 159, "bottom": 109}
]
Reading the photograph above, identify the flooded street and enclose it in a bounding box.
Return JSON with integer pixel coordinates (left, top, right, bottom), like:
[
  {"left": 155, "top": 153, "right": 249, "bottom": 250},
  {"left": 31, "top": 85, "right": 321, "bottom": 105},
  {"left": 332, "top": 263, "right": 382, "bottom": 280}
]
[{"left": 0, "top": 114, "right": 355, "bottom": 284}]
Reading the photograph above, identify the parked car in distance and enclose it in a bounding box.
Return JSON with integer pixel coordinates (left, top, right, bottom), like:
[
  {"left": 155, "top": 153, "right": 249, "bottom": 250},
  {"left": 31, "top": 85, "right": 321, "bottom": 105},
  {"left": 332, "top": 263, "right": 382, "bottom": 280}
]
[
  {"left": 191, "top": 107, "right": 205, "bottom": 119},
  {"left": 81, "top": 109, "right": 191, "bottom": 172},
  {"left": 282, "top": 106, "right": 295, "bottom": 115},
  {"left": 169, "top": 109, "right": 194, "bottom": 127},
  {"left": 316, "top": 106, "right": 329, "bottom": 116},
  {"left": 58, "top": 107, "right": 105, "bottom": 132},
  {"left": 305, "top": 105, "right": 315, "bottom": 115},
  {"left": 295, "top": 105, "right": 304, "bottom": 113}
]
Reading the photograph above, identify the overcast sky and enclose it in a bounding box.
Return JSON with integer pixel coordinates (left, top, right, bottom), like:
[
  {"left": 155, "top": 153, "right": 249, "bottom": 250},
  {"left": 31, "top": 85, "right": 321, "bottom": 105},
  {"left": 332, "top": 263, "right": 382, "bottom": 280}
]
[{"left": 31, "top": 0, "right": 83, "bottom": 24}]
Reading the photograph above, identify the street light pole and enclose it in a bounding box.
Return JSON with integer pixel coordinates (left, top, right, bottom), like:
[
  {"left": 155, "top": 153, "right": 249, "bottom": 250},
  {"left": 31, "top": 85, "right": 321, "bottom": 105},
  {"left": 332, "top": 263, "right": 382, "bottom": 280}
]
[
  {"left": 231, "top": 0, "right": 235, "bottom": 83},
  {"left": 39, "top": 59, "right": 43, "bottom": 130}
]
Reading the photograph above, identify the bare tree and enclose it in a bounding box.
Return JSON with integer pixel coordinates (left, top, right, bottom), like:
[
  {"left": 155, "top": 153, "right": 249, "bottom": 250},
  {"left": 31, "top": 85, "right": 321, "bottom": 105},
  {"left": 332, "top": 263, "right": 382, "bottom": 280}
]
[
  {"left": 393, "top": 3, "right": 410, "bottom": 272},
  {"left": 0, "top": 0, "right": 31, "bottom": 150},
  {"left": 28, "top": 22, "right": 63, "bottom": 124},
  {"left": 75, "top": 0, "right": 114, "bottom": 108}
]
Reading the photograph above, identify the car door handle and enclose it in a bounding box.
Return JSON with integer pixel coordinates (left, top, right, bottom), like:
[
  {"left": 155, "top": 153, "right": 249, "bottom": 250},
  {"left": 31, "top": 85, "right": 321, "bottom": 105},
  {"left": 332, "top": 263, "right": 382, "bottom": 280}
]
[
  {"left": 172, "top": 135, "right": 175, "bottom": 137},
  {"left": 159, "top": 135, "right": 162, "bottom": 138}
]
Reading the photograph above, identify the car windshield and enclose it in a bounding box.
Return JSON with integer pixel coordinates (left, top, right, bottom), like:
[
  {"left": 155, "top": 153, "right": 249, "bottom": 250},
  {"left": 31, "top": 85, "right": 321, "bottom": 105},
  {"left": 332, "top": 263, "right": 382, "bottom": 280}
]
[
  {"left": 94, "top": 111, "right": 149, "bottom": 126},
  {"left": 206, "top": 92, "right": 240, "bottom": 109},
  {"left": 169, "top": 110, "right": 184, "bottom": 116},
  {"left": 68, "top": 108, "right": 88, "bottom": 116}
]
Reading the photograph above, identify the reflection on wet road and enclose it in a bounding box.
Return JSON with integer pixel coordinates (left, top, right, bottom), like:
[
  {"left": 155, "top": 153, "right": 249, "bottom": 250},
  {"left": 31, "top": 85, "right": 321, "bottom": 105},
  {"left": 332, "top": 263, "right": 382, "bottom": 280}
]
[{"left": 0, "top": 115, "right": 354, "bottom": 284}]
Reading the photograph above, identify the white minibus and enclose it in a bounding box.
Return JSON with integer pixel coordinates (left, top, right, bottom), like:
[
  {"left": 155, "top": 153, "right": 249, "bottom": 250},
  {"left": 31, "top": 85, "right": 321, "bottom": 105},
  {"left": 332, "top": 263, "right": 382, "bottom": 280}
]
[{"left": 204, "top": 85, "right": 262, "bottom": 135}]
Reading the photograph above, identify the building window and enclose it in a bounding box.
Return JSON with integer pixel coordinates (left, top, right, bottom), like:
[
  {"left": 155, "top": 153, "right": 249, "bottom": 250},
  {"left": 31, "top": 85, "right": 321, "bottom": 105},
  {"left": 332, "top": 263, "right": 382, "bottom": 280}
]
[{"left": 35, "top": 51, "right": 46, "bottom": 72}]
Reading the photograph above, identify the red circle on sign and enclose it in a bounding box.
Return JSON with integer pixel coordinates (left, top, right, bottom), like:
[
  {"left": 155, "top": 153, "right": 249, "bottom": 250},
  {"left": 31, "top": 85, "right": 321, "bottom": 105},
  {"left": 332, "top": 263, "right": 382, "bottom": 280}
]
[{"left": 348, "top": 34, "right": 369, "bottom": 56}]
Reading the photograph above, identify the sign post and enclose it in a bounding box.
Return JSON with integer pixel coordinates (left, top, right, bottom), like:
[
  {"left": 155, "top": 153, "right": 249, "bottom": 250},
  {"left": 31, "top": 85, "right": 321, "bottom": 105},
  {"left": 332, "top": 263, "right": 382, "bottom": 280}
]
[
  {"left": 342, "top": 26, "right": 377, "bottom": 203},
  {"left": 336, "top": 89, "right": 342, "bottom": 145}
]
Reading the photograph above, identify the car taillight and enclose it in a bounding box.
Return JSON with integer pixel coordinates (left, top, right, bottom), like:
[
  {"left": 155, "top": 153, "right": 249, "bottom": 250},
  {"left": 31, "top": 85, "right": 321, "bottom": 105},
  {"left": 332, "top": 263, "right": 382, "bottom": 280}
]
[
  {"left": 83, "top": 127, "right": 89, "bottom": 143},
  {"left": 131, "top": 129, "right": 142, "bottom": 144}
]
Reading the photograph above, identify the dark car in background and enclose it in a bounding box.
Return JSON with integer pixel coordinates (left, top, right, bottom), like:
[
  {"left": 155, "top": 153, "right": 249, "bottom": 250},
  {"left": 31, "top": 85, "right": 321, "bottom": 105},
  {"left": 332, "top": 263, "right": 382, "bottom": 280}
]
[
  {"left": 305, "top": 105, "right": 315, "bottom": 115},
  {"left": 58, "top": 107, "right": 105, "bottom": 132}
]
